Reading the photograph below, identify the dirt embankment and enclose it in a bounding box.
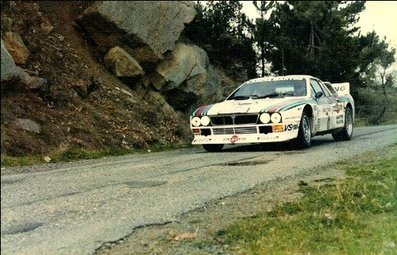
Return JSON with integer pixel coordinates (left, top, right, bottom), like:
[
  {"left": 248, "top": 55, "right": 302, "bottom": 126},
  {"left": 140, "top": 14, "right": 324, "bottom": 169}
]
[{"left": 1, "top": 1, "right": 192, "bottom": 157}]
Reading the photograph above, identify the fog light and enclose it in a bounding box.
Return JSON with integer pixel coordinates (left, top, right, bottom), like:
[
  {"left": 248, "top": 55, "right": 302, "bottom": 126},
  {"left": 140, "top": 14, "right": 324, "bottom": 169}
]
[
  {"left": 272, "top": 124, "right": 284, "bottom": 132},
  {"left": 192, "top": 128, "right": 201, "bottom": 135}
]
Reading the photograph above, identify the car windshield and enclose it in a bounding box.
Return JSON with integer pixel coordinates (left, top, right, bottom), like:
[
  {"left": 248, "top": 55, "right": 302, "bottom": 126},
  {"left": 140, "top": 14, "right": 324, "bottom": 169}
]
[{"left": 227, "top": 79, "right": 307, "bottom": 100}]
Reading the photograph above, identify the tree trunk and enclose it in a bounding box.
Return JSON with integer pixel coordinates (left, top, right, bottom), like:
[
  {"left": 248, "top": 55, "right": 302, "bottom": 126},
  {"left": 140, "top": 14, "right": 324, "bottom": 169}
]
[{"left": 261, "top": 43, "right": 265, "bottom": 77}]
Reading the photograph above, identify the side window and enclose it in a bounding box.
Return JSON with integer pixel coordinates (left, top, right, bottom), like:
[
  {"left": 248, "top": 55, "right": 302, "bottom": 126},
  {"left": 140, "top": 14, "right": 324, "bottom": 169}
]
[
  {"left": 310, "top": 79, "right": 324, "bottom": 98},
  {"left": 325, "top": 83, "right": 338, "bottom": 96},
  {"left": 319, "top": 82, "right": 332, "bottom": 97}
]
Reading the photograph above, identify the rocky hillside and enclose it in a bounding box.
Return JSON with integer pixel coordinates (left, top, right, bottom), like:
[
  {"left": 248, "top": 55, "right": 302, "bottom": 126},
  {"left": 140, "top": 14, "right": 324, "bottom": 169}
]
[{"left": 1, "top": 1, "right": 238, "bottom": 158}]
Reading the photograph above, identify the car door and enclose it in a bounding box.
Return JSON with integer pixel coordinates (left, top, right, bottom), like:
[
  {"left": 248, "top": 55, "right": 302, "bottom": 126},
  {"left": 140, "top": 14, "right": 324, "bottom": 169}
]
[
  {"left": 310, "top": 79, "right": 332, "bottom": 132},
  {"left": 319, "top": 81, "right": 345, "bottom": 130}
]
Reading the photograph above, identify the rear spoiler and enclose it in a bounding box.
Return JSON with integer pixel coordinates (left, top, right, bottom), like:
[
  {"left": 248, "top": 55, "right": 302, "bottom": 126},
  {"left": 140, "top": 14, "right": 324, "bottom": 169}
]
[{"left": 331, "top": 82, "right": 350, "bottom": 96}]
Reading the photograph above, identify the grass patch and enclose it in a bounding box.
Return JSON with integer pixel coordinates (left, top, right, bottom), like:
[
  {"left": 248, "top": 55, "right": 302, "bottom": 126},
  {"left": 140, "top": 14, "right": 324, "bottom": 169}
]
[
  {"left": 0, "top": 154, "right": 45, "bottom": 167},
  {"left": 217, "top": 145, "right": 397, "bottom": 255},
  {"left": 0, "top": 148, "right": 135, "bottom": 167}
]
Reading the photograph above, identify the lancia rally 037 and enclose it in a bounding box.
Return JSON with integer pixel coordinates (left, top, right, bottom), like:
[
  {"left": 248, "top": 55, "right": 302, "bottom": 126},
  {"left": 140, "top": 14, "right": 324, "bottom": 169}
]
[{"left": 190, "top": 75, "right": 354, "bottom": 152}]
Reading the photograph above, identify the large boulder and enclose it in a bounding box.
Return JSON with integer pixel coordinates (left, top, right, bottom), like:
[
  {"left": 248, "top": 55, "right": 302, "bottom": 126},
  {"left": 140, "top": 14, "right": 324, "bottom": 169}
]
[
  {"left": 2, "top": 32, "right": 30, "bottom": 65},
  {"left": 144, "top": 43, "right": 222, "bottom": 112},
  {"left": 148, "top": 43, "right": 209, "bottom": 91},
  {"left": 78, "top": 1, "right": 196, "bottom": 65},
  {"left": 104, "top": 46, "right": 143, "bottom": 77},
  {"left": 1, "top": 39, "right": 22, "bottom": 86},
  {"left": 167, "top": 64, "right": 223, "bottom": 114}
]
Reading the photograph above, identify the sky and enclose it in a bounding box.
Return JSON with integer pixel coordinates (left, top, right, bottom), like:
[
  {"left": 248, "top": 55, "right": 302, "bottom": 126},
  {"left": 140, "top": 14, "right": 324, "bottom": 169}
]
[
  {"left": 241, "top": 1, "right": 397, "bottom": 49},
  {"left": 357, "top": 1, "right": 397, "bottom": 49}
]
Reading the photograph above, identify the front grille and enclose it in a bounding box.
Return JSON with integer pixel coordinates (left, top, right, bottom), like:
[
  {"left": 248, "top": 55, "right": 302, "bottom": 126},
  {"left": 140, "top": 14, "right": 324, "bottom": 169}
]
[
  {"left": 210, "top": 114, "right": 258, "bottom": 126},
  {"left": 213, "top": 126, "right": 258, "bottom": 135},
  {"left": 234, "top": 115, "right": 258, "bottom": 124},
  {"left": 211, "top": 116, "right": 233, "bottom": 125}
]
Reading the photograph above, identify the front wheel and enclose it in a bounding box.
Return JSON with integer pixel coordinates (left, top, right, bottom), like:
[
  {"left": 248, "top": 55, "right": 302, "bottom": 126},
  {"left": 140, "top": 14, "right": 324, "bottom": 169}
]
[
  {"left": 294, "top": 112, "right": 312, "bottom": 149},
  {"left": 332, "top": 107, "right": 353, "bottom": 141},
  {"left": 203, "top": 144, "right": 224, "bottom": 152}
]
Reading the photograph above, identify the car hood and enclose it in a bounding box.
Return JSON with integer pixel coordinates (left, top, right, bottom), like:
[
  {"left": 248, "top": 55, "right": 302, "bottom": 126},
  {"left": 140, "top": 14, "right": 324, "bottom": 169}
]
[{"left": 193, "top": 97, "right": 311, "bottom": 116}]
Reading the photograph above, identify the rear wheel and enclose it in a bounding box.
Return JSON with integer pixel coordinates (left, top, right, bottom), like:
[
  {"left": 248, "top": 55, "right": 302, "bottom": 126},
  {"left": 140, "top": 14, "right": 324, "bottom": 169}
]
[
  {"left": 202, "top": 144, "right": 224, "bottom": 152},
  {"left": 295, "top": 112, "right": 311, "bottom": 149},
  {"left": 332, "top": 107, "right": 353, "bottom": 141}
]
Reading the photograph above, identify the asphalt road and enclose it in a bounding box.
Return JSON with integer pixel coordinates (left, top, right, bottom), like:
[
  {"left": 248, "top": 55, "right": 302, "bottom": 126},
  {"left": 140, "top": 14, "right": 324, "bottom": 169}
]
[{"left": 1, "top": 125, "right": 397, "bottom": 255}]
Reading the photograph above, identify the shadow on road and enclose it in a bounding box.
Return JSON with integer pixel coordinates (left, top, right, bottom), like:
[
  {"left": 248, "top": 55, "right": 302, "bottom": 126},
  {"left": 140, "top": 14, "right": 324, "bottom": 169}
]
[{"left": 208, "top": 136, "right": 336, "bottom": 153}]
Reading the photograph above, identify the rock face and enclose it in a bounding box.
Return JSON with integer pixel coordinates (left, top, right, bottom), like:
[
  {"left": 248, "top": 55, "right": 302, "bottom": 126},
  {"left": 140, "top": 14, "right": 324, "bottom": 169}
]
[
  {"left": 143, "top": 90, "right": 179, "bottom": 118},
  {"left": 1, "top": 39, "right": 22, "bottom": 86},
  {"left": 104, "top": 46, "right": 143, "bottom": 77},
  {"left": 14, "top": 118, "right": 41, "bottom": 134},
  {"left": 3, "top": 32, "right": 30, "bottom": 64},
  {"left": 78, "top": 1, "right": 196, "bottom": 65},
  {"left": 77, "top": 1, "right": 230, "bottom": 114}
]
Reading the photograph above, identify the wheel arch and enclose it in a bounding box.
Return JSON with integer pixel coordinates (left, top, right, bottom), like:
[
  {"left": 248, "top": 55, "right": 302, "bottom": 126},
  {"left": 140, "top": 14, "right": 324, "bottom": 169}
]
[
  {"left": 302, "top": 104, "right": 315, "bottom": 134},
  {"left": 303, "top": 104, "right": 313, "bottom": 117},
  {"left": 345, "top": 102, "right": 354, "bottom": 121}
]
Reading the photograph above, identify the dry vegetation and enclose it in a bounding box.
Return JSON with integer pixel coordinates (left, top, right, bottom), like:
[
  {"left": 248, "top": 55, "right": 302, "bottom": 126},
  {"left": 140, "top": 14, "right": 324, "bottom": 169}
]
[{"left": 1, "top": 2, "right": 192, "bottom": 161}]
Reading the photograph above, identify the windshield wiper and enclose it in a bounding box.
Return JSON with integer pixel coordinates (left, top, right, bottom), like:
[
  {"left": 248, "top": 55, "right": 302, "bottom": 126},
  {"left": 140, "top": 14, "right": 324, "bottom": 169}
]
[
  {"left": 281, "top": 92, "right": 295, "bottom": 97},
  {"left": 256, "top": 92, "right": 282, "bottom": 99},
  {"left": 228, "top": 95, "right": 250, "bottom": 100}
]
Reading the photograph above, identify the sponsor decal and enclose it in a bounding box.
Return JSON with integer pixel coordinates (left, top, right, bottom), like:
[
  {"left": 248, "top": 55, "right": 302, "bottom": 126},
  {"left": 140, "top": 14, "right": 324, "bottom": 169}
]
[
  {"left": 284, "top": 116, "right": 300, "bottom": 121},
  {"left": 223, "top": 135, "right": 246, "bottom": 144},
  {"left": 284, "top": 124, "right": 299, "bottom": 131},
  {"left": 334, "top": 86, "right": 346, "bottom": 92},
  {"left": 333, "top": 104, "right": 343, "bottom": 113},
  {"left": 336, "top": 114, "right": 344, "bottom": 124},
  {"left": 230, "top": 135, "right": 239, "bottom": 144}
]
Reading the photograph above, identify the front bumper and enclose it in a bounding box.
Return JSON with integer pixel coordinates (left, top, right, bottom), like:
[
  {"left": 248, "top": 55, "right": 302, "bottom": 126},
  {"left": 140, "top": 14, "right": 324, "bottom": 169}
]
[{"left": 191, "top": 123, "right": 299, "bottom": 145}]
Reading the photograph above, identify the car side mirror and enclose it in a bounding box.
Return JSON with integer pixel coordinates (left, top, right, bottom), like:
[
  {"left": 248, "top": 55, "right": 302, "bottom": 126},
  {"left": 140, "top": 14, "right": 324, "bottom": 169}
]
[{"left": 315, "top": 91, "right": 323, "bottom": 99}]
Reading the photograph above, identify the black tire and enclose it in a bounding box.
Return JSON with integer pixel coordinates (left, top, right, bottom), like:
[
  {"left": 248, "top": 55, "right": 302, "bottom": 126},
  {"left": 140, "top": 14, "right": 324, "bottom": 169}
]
[
  {"left": 202, "top": 144, "right": 224, "bottom": 152},
  {"left": 295, "top": 112, "right": 312, "bottom": 149},
  {"left": 332, "top": 107, "right": 353, "bottom": 141}
]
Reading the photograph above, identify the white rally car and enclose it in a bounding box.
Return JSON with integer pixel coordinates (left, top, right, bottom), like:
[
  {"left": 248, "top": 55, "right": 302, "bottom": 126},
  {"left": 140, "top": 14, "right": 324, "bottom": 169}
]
[{"left": 190, "top": 75, "right": 354, "bottom": 152}]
